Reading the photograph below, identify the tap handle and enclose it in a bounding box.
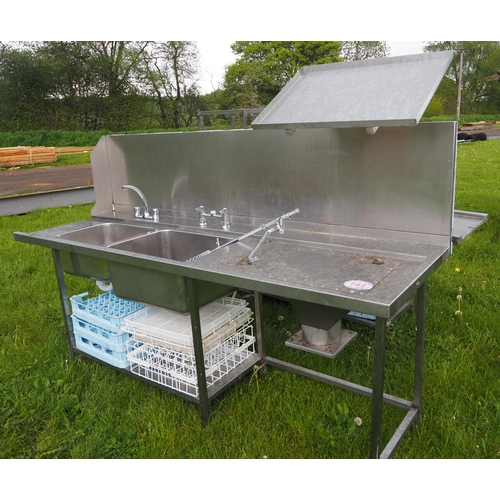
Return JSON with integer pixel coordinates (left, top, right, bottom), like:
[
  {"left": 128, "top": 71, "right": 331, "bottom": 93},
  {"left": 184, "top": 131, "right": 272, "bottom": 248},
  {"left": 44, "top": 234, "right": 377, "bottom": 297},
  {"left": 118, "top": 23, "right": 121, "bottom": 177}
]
[
  {"left": 277, "top": 217, "right": 285, "bottom": 234},
  {"left": 196, "top": 206, "right": 207, "bottom": 227},
  {"left": 220, "top": 208, "right": 230, "bottom": 230}
]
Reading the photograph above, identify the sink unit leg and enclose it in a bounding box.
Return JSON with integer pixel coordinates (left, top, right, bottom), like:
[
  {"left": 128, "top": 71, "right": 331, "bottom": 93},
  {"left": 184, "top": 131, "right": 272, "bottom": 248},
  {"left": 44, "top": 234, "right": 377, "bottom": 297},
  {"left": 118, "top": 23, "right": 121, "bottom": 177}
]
[
  {"left": 413, "top": 282, "right": 426, "bottom": 422},
  {"left": 253, "top": 291, "right": 267, "bottom": 375},
  {"left": 186, "top": 278, "right": 210, "bottom": 426},
  {"left": 52, "top": 249, "right": 76, "bottom": 358},
  {"left": 370, "top": 316, "right": 387, "bottom": 459}
]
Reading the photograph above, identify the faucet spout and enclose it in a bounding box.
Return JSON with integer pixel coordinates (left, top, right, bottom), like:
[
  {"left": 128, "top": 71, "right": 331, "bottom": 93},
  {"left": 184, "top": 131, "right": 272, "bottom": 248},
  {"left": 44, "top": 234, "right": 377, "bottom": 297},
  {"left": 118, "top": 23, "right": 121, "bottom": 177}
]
[{"left": 122, "top": 184, "right": 158, "bottom": 221}]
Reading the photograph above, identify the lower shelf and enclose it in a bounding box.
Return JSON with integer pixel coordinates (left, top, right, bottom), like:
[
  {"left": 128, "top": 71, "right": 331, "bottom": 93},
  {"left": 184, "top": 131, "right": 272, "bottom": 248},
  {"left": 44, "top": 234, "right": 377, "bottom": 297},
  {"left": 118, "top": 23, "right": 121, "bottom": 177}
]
[{"left": 127, "top": 326, "right": 256, "bottom": 398}]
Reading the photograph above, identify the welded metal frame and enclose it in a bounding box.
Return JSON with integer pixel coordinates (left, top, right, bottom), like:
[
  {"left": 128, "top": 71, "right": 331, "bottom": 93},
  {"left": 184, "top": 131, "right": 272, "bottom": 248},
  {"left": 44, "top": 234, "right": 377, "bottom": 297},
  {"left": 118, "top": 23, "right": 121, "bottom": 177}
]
[
  {"left": 254, "top": 283, "right": 426, "bottom": 459},
  {"left": 51, "top": 241, "right": 427, "bottom": 453}
]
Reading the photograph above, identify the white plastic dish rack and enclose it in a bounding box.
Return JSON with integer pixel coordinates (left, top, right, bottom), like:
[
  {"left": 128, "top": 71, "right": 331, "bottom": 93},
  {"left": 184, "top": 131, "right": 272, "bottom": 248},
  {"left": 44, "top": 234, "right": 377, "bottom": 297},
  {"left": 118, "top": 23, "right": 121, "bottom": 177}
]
[
  {"left": 123, "top": 296, "right": 252, "bottom": 355},
  {"left": 126, "top": 324, "right": 255, "bottom": 398}
]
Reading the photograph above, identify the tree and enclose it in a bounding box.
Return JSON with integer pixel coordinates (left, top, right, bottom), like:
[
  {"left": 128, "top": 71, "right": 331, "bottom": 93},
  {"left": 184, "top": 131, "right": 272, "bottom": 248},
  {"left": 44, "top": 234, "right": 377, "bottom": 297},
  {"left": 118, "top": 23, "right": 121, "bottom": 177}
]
[
  {"left": 0, "top": 41, "right": 205, "bottom": 133},
  {"left": 221, "top": 41, "right": 343, "bottom": 109},
  {"left": 0, "top": 42, "right": 11, "bottom": 64},
  {"left": 88, "top": 42, "right": 149, "bottom": 99},
  {"left": 38, "top": 42, "right": 105, "bottom": 130},
  {"left": 341, "top": 41, "right": 390, "bottom": 61},
  {"left": 85, "top": 42, "right": 150, "bottom": 130},
  {"left": 0, "top": 45, "right": 56, "bottom": 130},
  {"left": 138, "top": 41, "right": 201, "bottom": 129},
  {"left": 425, "top": 41, "right": 500, "bottom": 115}
]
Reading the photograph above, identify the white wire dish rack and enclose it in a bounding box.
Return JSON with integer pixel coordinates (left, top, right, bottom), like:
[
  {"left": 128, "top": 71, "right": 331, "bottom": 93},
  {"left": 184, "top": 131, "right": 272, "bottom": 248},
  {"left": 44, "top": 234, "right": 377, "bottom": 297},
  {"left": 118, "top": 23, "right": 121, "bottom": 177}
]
[
  {"left": 123, "top": 296, "right": 252, "bottom": 355},
  {"left": 124, "top": 297, "right": 256, "bottom": 398},
  {"left": 126, "top": 325, "right": 255, "bottom": 397}
]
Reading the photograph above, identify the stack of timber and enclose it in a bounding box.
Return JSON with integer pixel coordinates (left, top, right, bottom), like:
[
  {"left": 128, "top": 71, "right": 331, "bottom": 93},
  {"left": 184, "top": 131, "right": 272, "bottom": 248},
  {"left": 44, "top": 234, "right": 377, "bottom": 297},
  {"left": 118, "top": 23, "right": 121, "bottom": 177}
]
[
  {"left": 55, "top": 146, "right": 94, "bottom": 155},
  {"left": 461, "top": 121, "right": 496, "bottom": 128},
  {"left": 0, "top": 146, "right": 57, "bottom": 168}
]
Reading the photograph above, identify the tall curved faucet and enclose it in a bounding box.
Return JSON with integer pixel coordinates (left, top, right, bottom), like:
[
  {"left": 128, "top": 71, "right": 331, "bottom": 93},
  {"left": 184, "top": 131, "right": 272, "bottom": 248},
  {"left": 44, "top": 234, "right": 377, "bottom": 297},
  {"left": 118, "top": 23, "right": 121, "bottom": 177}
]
[{"left": 122, "top": 184, "right": 159, "bottom": 221}]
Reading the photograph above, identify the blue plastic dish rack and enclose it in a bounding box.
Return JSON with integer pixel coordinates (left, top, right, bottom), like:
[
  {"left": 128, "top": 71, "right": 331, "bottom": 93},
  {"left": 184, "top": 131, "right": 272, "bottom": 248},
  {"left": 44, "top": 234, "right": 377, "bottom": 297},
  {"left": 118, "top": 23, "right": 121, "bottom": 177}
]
[
  {"left": 74, "top": 319, "right": 130, "bottom": 369},
  {"left": 71, "top": 315, "right": 131, "bottom": 346},
  {"left": 70, "top": 291, "right": 145, "bottom": 334}
]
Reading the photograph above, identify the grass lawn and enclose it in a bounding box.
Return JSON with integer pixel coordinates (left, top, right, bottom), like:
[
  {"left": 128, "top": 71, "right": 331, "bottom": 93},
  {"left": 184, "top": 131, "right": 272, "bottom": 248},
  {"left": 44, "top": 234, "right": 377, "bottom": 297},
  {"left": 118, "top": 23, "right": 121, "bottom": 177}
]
[{"left": 1, "top": 140, "right": 500, "bottom": 468}]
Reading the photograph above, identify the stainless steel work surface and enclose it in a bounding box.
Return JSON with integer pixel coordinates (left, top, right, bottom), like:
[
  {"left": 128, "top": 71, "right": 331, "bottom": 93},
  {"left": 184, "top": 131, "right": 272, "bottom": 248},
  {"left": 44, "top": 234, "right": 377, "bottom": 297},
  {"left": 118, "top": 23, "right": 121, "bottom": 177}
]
[
  {"left": 14, "top": 216, "right": 449, "bottom": 318},
  {"left": 185, "top": 230, "right": 449, "bottom": 317},
  {"left": 252, "top": 51, "right": 454, "bottom": 130}
]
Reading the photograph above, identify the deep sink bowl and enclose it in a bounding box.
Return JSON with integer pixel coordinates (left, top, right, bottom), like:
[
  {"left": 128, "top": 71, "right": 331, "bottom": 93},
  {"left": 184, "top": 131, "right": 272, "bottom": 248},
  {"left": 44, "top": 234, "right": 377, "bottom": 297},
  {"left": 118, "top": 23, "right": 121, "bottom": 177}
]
[
  {"left": 57, "top": 222, "right": 152, "bottom": 246},
  {"left": 108, "top": 230, "right": 237, "bottom": 312},
  {"left": 110, "top": 229, "right": 232, "bottom": 261},
  {"left": 56, "top": 223, "right": 154, "bottom": 280}
]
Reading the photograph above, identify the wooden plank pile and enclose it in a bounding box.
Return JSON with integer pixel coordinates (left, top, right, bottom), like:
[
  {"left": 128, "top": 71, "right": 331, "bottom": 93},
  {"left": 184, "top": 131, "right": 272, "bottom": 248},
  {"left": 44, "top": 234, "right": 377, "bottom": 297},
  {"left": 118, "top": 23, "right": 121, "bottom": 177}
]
[
  {"left": 0, "top": 146, "right": 57, "bottom": 168},
  {"left": 54, "top": 146, "right": 94, "bottom": 155},
  {"left": 462, "top": 121, "right": 497, "bottom": 128}
]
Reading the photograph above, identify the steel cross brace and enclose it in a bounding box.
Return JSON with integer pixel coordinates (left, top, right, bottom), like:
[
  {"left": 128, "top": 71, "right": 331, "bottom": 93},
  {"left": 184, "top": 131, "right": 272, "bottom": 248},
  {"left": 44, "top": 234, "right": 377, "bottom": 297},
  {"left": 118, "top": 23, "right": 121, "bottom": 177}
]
[{"left": 253, "top": 283, "right": 426, "bottom": 459}]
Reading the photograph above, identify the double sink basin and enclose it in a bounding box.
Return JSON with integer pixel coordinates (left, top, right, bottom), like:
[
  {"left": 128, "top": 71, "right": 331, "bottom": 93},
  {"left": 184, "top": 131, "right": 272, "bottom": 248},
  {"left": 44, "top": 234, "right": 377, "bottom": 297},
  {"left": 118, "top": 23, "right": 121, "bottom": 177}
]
[{"left": 57, "top": 222, "right": 238, "bottom": 312}]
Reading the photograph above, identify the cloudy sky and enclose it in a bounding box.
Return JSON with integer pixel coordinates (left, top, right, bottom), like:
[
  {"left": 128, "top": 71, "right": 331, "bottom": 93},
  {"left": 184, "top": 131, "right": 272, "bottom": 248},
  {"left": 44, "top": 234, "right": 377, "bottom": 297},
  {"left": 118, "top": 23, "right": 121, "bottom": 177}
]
[{"left": 5, "top": 1, "right": 491, "bottom": 95}]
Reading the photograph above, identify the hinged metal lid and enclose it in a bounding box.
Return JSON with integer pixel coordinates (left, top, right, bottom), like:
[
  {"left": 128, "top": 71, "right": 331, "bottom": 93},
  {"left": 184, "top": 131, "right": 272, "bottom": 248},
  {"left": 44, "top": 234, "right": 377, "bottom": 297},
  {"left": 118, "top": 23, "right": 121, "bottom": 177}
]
[{"left": 252, "top": 51, "right": 454, "bottom": 130}]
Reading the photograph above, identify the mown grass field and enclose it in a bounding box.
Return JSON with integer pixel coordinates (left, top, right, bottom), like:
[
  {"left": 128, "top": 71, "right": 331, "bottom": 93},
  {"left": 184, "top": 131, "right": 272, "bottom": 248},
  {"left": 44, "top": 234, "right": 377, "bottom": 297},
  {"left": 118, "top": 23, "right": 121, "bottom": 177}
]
[{"left": 1, "top": 139, "right": 500, "bottom": 477}]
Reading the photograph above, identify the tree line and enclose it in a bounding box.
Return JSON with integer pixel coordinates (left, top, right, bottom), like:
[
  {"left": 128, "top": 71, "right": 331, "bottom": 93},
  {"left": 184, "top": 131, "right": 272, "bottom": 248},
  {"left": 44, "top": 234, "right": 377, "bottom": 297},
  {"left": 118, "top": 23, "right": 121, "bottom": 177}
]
[
  {"left": 424, "top": 41, "right": 500, "bottom": 117},
  {"left": 0, "top": 41, "right": 203, "bottom": 132},
  {"left": 0, "top": 41, "right": 498, "bottom": 134}
]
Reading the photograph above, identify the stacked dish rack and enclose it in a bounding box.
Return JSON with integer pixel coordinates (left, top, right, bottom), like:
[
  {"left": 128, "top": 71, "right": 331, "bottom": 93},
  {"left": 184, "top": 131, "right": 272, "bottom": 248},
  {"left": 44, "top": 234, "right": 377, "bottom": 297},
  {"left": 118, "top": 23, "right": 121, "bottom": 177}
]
[
  {"left": 70, "top": 291, "right": 145, "bottom": 369},
  {"left": 124, "top": 296, "right": 255, "bottom": 397}
]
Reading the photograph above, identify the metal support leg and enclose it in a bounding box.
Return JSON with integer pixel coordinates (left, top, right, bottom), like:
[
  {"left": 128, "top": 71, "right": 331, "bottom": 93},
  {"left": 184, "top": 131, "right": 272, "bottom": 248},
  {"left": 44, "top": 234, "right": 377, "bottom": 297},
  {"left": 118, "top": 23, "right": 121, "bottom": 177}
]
[
  {"left": 52, "top": 249, "right": 76, "bottom": 357},
  {"left": 370, "top": 316, "right": 387, "bottom": 458},
  {"left": 186, "top": 278, "right": 210, "bottom": 426},
  {"left": 253, "top": 291, "right": 267, "bottom": 376},
  {"left": 379, "top": 285, "right": 427, "bottom": 458},
  {"left": 414, "top": 282, "right": 426, "bottom": 422},
  {"left": 254, "top": 292, "right": 265, "bottom": 358}
]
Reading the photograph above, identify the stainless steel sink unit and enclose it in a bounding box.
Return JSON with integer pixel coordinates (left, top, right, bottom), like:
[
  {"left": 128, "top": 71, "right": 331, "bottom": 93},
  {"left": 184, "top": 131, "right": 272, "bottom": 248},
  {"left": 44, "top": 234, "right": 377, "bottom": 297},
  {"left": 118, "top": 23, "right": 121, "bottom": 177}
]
[{"left": 13, "top": 51, "right": 457, "bottom": 458}]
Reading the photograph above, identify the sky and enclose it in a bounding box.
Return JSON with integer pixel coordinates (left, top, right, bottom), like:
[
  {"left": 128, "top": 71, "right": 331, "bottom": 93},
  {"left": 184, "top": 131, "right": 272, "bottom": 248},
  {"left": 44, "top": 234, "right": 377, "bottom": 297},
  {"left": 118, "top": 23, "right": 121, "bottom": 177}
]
[
  {"left": 4, "top": 1, "right": 494, "bottom": 96},
  {"left": 196, "top": 41, "right": 426, "bottom": 94}
]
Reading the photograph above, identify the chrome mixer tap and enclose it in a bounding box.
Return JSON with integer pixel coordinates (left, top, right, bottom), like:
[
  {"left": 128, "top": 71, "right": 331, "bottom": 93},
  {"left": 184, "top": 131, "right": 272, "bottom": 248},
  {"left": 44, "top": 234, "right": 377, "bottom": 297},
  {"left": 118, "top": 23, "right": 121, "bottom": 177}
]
[
  {"left": 122, "top": 184, "right": 159, "bottom": 221},
  {"left": 196, "top": 206, "right": 230, "bottom": 230}
]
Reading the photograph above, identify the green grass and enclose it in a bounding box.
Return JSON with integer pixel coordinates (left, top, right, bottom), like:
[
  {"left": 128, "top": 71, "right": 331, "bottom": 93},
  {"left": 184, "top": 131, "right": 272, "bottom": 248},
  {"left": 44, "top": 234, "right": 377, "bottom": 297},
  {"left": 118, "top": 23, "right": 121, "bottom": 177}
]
[
  {"left": 0, "top": 130, "right": 112, "bottom": 148},
  {"left": 1, "top": 140, "right": 500, "bottom": 460},
  {"left": 0, "top": 127, "right": 232, "bottom": 150}
]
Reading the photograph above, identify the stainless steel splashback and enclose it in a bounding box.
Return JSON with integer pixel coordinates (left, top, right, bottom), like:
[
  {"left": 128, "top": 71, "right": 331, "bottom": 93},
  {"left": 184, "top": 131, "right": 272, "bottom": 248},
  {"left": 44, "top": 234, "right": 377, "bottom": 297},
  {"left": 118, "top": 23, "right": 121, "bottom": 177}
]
[{"left": 91, "top": 121, "right": 456, "bottom": 245}]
